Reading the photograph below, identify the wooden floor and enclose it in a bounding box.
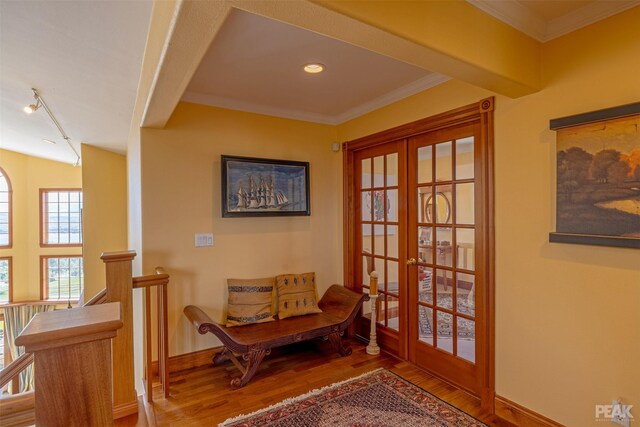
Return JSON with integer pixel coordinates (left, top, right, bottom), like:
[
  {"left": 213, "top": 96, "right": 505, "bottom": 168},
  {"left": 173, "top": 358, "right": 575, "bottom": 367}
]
[{"left": 115, "top": 339, "right": 514, "bottom": 426}]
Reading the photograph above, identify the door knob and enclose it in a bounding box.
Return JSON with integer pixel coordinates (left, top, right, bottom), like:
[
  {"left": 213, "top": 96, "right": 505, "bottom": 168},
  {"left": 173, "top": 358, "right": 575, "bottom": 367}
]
[{"left": 406, "top": 258, "right": 417, "bottom": 265}]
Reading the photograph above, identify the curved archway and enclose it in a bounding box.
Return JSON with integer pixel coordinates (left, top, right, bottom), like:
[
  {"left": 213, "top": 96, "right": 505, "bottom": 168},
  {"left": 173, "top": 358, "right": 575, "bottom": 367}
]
[{"left": 0, "top": 166, "right": 12, "bottom": 248}]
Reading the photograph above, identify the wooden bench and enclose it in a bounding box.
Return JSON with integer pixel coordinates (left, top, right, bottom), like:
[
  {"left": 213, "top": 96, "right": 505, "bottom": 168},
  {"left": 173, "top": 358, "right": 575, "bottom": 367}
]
[{"left": 184, "top": 284, "right": 368, "bottom": 389}]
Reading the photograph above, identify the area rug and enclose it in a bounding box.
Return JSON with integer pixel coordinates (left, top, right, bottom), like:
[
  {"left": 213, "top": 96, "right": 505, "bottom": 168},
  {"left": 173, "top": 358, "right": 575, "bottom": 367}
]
[{"left": 219, "top": 369, "right": 487, "bottom": 426}]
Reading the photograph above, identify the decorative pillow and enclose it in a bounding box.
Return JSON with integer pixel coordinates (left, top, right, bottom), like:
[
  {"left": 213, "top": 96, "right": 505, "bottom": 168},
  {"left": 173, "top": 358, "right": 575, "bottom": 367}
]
[
  {"left": 276, "top": 272, "right": 322, "bottom": 319},
  {"left": 226, "top": 277, "right": 276, "bottom": 327}
]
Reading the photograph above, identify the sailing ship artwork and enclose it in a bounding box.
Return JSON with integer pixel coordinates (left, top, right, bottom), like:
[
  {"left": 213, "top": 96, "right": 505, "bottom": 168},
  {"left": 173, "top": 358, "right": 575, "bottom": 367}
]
[{"left": 221, "top": 155, "right": 310, "bottom": 217}]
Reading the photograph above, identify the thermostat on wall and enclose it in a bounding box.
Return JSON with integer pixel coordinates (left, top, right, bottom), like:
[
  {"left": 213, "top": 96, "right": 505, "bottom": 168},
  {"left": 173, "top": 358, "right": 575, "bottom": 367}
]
[{"left": 195, "top": 233, "right": 214, "bottom": 247}]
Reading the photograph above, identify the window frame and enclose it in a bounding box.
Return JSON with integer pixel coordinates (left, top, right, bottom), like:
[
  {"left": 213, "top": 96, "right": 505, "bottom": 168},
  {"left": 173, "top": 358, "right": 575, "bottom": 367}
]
[
  {"left": 0, "top": 256, "right": 12, "bottom": 305},
  {"left": 0, "top": 167, "right": 12, "bottom": 249},
  {"left": 39, "top": 188, "right": 83, "bottom": 248},
  {"left": 40, "top": 255, "right": 84, "bottom": 302}
]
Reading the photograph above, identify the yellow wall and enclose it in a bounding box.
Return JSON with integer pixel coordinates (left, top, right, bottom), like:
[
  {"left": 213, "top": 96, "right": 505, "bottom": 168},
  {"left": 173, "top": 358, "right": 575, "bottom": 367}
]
[
  {"left": 140, "top": 103, "right": 342, "bottom": 355},
  {"left": 81, "top": 144, "right": 128, "bottom": 300},
  {"left": 0, "top": 149, "right": 82, "bottom": 301},
  {"left": 338, "top": 7, "right": 640, "bottom": 426}
]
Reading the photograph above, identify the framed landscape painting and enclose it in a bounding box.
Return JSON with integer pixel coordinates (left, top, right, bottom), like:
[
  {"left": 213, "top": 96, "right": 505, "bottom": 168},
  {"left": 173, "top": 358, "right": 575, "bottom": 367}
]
[
  {"left": 221, "top": 155, "right": 310, "bottom": 217},
  {"left": 549, "top": 103, "right": 640, "bottom": 248}
]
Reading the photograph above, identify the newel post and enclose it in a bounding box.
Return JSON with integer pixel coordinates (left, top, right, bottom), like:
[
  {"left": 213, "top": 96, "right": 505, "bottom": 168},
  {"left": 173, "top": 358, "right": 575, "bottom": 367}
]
[
  {"left": 101, "top": 250, "right": 138, "bottom": 419},
  {"left": 15, "top": 303, "right": 123, "bottom": 426}
]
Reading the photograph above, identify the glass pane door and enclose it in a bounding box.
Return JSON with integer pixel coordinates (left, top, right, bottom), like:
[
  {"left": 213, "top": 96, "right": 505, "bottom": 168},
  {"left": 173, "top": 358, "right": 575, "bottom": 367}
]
[
  {"left": 355, "top": 141, "right": 406, "bottom": 355},
  {"left": 408, "top": 122, "right": 483, "bottom": 395}
]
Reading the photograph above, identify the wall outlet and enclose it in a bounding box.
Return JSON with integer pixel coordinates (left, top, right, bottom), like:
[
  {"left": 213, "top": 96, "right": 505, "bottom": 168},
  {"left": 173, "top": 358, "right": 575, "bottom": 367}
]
[
  {"left": 612, "top": 400, "right": 631, "bottom": 427},
  {"left": 194, "top": 233, "right": 214, "bottom": 247}
]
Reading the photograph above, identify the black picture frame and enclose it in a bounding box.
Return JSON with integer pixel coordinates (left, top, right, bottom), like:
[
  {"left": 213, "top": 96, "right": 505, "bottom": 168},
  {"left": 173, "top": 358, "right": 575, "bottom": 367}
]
[
  {"left": 221, "top": 155, "right": 310, "bottom": 218},
  {"left": 549, "top": 102, "right": 640, "bottom": 249}
]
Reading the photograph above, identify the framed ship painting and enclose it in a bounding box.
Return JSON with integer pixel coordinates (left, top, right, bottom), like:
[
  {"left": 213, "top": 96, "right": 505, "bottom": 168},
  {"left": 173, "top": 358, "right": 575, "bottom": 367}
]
[
  {"left": 221, "top": 155, "right": 310, "bottom": 217},
  {"left": 549, "top": 102, "right": 640, "bottom": 249}
]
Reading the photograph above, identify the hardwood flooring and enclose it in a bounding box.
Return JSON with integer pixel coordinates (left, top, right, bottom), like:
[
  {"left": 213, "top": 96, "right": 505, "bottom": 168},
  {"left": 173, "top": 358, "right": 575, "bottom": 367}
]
[{"left": 115, "top": 339, "right": 514, "bottom": 427}]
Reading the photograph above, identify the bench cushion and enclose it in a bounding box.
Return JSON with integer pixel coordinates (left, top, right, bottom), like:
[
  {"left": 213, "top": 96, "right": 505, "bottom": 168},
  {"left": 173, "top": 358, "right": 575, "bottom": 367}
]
[
  {"left": 226, "top": 277, "right": 276, "bottom": 327},
  {"left": 276, "top": 273, "right": 322, "bottom": 319}
]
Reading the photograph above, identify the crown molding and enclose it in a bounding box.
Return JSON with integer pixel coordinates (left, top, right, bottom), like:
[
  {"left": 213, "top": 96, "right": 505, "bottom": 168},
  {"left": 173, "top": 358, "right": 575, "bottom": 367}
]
[
  {"left": 333, "top": 74, "right": 450, "bottom": 124},
  {"left": 466, "top": 0, "right": 546, "bottom": 41},
  {"left": 182, "top": 74, "right": 449, "bottom": 126},
  {"left": 466, "top": 0, "right": 640, "bottom": 42},
  {"left": 546, "top": 0, "right": 640, "bottom": 41}
]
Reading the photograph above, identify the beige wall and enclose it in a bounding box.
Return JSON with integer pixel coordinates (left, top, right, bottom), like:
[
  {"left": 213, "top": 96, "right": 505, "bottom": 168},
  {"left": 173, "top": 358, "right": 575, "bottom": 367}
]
[
  {"left": 338, "top": 7, "right": 640, "bottom": 426},
  {"left": 0, "top": 149, "right": 82, "bottom": 301},
  {"left": 140, "top": 103, "right": 342, "bottom": 355},
  {"left": 81, "top": 144, "right": 128, "bottom": 300}
]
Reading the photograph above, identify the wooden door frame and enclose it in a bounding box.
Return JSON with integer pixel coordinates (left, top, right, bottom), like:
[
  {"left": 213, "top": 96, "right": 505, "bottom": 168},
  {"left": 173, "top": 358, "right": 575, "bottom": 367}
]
[{"left": 342, "top": 98, "right": 495, "bottom": 413}]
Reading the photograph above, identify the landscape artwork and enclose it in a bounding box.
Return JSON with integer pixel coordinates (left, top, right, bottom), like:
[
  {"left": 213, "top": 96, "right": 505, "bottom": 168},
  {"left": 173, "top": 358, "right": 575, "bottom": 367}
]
[
  {"left": 554, "top": 113, "right": 640, "bottom": 247},
  {"left": 221, "top": 155, "right": 310, "bottom": 217}
]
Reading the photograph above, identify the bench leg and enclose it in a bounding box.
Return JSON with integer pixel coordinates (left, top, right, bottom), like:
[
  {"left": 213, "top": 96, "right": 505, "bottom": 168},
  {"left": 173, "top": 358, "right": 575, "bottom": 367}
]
[
  {"left": 230, "top": 349, "right": 269, "bottom": 389},
  {"left": 213, "top": 348, "right": 231, "bottom": 365},
  {"left": 327, "top": 331, "right": 352, "bottom": 357}
]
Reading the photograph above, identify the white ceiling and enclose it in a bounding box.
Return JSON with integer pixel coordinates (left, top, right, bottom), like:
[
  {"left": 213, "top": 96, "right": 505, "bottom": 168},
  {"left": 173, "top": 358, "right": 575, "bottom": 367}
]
[
  {"left": 183, "top": 9, "right": 448, "bottom": 125},
  {"left": 0, "top": 0, "right": 152, "bottom": 164},
  {"left": 467, "top": 0, "right": 640, "bottom": 41},
  {"left": 1, "top": 1, "right": 636, "bottom": 164}
]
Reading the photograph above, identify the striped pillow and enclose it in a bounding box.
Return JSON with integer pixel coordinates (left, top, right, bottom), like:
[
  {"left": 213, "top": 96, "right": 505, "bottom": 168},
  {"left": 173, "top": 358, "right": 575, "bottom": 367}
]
[{"left": 226, "top": 277, "right": 276, "bottom": 327}]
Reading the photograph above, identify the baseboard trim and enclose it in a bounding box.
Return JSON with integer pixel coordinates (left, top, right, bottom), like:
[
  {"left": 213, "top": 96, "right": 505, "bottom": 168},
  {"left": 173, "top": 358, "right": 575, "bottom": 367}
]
[
  {"left": 113, "top": 399, "right": 139, "bottom": 420},
  {"left": 151, "top": 346, "right": 224, "bottom": 375},
  {"left": 495, "top": 395, "right": 564, "bottom": 427}
]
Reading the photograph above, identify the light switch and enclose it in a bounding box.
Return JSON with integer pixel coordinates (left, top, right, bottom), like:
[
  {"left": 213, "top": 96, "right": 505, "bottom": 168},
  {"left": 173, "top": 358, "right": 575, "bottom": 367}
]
[{"left": 195, "top": 233, "right": 214, "bottom": 247}]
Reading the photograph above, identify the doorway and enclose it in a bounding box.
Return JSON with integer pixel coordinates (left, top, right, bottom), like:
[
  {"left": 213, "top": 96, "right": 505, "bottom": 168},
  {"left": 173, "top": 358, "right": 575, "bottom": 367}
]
[{"left": 344, "top": 98, "right": 495, "bottom": 409}]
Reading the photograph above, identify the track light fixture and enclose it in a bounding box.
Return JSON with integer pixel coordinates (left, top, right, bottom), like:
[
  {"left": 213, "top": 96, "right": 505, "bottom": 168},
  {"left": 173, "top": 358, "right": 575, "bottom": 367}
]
[{"left": 23, "top": 88, "right": 81, "bottom": 166}]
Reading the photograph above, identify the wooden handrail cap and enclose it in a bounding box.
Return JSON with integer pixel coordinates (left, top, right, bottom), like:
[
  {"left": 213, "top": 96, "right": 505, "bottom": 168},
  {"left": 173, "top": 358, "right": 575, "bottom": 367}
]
[
  {"left": 101, "top": 250, "right": 137, "bottom": 262},
  {"left": 15, "top": 303, "right": 123, "bottom": 352}
]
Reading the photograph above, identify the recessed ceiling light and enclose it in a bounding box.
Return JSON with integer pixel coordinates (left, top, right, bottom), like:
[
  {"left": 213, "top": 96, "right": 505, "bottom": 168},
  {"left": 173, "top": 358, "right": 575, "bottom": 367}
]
[
  {"left": 303, "top": 63, "right": 325, "bottom": 74},
  {"left": 43, "top": 139, "right": 57, "bottom": 145}
]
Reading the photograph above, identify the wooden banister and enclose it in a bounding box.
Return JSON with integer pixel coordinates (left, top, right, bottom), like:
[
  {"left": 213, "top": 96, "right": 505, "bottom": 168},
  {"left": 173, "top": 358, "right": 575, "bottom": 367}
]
[
  {"left": 14, "top": 303, "right": 123, "bottom": 426},
  {"left": 84, "top": 288, "right": 107, "bottom": 306},
  {"left": 0, "top": 353, "right": 33, "bottom": 390},
  {"left": 101, "top": 250, "right": 138, "bottom": 419},
  {"left": 136, "top": 266, "right": 170, "bottom": 402},
  {"left": 132, "top": 273, "right": 169, "bottom": 289},
  {"left": 0, "top": 391, "right": 35, "bottom": 426}
]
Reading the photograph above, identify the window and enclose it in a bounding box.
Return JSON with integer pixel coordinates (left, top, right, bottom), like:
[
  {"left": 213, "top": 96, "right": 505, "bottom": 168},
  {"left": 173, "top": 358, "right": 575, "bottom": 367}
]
[
  {"left": 0, "top": 257, "right": 11, "bottom": 304},
  {"left": 41, "top": 256, "right": 84, "bottom": 301},
  {"left": 40, "top": 189, "right": 83, "bottom": 246},
  {"left": 0, "top": 168, "right": 11, "bottom": 248}
]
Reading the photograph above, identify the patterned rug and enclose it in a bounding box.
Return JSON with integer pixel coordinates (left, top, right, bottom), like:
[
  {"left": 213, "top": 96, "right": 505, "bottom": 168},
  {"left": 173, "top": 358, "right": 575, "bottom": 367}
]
[{"left": 219, "top": 369, "right": 487, "bottom": 427}]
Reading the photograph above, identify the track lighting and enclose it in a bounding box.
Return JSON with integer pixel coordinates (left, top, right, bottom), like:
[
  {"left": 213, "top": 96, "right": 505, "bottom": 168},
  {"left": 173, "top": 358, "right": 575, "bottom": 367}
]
[
  {"left": 23, "top": 102, "right": 40, "bottom": 114},
  {"left": 23, "top": 88, "right": 81, "bottom": 166}
]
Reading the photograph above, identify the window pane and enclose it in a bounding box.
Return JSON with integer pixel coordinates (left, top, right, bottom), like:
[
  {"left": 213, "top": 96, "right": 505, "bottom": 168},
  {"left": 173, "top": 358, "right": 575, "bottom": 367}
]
[
  {"left": 418, "top": 186, "right": 433, "bottom": 224},
  {"left": 457, "top": 317, "right": 476, "bottom": 363},
  {"left": 418, "top": 305, "right": 433, "bottom": 345},
  {"left": 456, "top": 183, "right": 475, "bottom": 225},
  {"left": 373, "top": 156, "right": 384, "bottom": 187},
  {"left": 435, "top": 141, "right": 452, "bottom": 182},
  {"left": 361, "top": 192, "right": 372, "bottom": 221},
  {"left": 387, "top": 294, "right": 399, "bottom": 331},
  {"left": 387, "top": 189, "right": 397, "bottom": 222},
  {"left": 42, "top": 190, "right": 83, "bottom": 245},
  {"left": 45, "top": 256, "right": 83, "bottom": 301},
  {"left": 386, "top": 153, "right": 398, "bottom": 186},
  {"left": 361, "top": 159, "right": 371, "bottom": 189},
  {"left": 387, "top": 225, "right": 398, "bottom": 259},
  {"left": 436, "top": 311, "right": 453, "bottom": 354},
  {"left": 456, "top": 228, "right": 475, "bottom": 271},
  {"left": 455, "top": 137, "right": 474, "bottom": 180},
  {"left": 456, "top": 272, "right": 475, "bottom": 317},
  {"left": 0, "top": 259, "right": 9, "bottom": 304},
  {"left": 417, "top": 146, "right": 433, "bottom": 184}
]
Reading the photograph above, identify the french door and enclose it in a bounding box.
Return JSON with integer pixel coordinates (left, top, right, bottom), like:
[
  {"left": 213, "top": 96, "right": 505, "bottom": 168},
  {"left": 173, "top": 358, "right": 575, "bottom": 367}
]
[{"left": 346, "top": 99, "right": 494, "bottom": 406}]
